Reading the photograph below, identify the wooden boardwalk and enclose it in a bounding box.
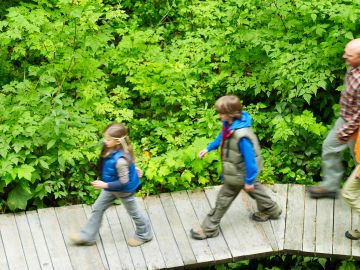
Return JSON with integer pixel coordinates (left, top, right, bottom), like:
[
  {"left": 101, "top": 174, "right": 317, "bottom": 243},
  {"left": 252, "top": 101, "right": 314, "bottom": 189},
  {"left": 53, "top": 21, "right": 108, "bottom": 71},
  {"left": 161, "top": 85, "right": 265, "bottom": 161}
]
[{"left": 0, "top": 184, "right": 359, "bottom": 270}]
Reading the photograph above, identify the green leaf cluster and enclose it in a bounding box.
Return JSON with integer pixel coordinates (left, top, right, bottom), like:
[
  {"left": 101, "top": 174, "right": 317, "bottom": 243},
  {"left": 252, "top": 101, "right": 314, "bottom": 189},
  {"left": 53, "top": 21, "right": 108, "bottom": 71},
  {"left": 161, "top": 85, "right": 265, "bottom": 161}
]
[{"left": 0, "top": 0, "right": 359, "bottom": 211}]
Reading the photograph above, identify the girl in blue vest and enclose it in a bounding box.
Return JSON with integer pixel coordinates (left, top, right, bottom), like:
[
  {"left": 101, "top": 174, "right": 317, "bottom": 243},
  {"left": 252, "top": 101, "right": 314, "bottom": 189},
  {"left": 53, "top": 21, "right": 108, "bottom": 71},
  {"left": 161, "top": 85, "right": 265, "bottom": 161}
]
[{"left": 70, "top": 123, "right": 153, "bottom": 247}]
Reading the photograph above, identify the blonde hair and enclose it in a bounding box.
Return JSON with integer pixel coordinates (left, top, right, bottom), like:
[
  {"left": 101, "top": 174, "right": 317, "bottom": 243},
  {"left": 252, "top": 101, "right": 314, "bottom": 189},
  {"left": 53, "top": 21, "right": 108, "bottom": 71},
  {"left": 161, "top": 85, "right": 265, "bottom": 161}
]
[
  {"left": 215, "top": 95, "right": 242, "bottom": 119},
  {"left": 103, "top": 123, "right": 135, "bottom": 160}
]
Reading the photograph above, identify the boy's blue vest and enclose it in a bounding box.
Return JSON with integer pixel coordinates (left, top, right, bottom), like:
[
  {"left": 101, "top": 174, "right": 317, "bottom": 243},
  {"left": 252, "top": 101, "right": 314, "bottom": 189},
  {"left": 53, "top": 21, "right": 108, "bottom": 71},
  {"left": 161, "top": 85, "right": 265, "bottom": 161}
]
[{"left": 101, "top": 150, "right": 140, "bottom": 193}]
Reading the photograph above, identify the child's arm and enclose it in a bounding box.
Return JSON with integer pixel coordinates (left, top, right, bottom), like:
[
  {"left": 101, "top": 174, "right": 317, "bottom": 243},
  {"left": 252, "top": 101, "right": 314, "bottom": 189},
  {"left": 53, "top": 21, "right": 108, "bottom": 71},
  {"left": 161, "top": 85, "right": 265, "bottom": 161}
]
[
  {"left": 239, "top": 137, "right": 258, "bottom": 191},
  {"left": 92, "top": 158, "right": 129, "bottom": 190},
  {"left": 108, "top": 158, "right": 130, "bottom": 190},
  {"left": 199, "top": 131, "right": 221, "bottom": 158}
]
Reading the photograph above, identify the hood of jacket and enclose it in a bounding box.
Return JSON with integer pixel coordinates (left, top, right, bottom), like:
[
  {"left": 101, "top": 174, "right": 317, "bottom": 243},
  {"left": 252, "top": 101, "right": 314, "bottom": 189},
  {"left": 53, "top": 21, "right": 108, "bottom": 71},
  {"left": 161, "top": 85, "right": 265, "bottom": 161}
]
[{"left": 223, "top": 111, "right": 252, "bottom": 130}]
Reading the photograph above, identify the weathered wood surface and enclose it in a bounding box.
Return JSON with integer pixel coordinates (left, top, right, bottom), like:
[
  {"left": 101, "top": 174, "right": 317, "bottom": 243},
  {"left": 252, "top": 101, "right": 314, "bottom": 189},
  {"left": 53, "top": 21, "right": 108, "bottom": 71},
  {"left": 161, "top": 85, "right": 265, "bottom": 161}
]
[
  {"left": 0, "top": 184, "right": 359, "bottom": 270},
  {"left": 284, "top": 185, "right": 305, "bottom": 253}
]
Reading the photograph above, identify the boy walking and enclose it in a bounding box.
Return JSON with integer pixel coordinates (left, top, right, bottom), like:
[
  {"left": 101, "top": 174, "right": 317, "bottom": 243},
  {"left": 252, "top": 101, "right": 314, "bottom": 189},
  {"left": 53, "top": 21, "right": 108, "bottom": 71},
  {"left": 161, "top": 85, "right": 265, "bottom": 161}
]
[{"left": 191, "top": 95, "right": 281, "bottom": 240}]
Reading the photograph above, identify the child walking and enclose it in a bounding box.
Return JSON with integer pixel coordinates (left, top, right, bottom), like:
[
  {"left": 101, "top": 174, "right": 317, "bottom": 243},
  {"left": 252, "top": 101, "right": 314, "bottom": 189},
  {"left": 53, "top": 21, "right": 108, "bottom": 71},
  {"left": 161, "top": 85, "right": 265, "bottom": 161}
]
[
  {"left": 342, "top": 130, "right": 360, "bottom": 240},
  {"left": 70, "top": 123, "right": 153, "bottom": 247},
  {"left": 191, "top": 95, "right": 282, "bottom": 240}
]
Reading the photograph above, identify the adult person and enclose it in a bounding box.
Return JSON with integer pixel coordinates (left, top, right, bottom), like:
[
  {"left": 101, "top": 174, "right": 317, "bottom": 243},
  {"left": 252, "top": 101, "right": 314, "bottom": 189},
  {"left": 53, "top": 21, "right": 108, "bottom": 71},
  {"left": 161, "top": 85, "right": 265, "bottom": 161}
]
[{"left": 308, "top": 38, "right": 360, "bottom": 198}]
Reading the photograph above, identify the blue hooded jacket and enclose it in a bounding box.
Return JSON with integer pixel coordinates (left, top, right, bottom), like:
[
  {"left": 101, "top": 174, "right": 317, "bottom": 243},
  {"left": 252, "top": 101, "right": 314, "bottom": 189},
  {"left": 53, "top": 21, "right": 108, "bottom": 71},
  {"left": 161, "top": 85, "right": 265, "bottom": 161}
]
[
  {"left": 101, "top": 150, "right": 140, "bottom": 193},
  {"left": 206, "top": 111, "right": 258, "bottom": 185}
]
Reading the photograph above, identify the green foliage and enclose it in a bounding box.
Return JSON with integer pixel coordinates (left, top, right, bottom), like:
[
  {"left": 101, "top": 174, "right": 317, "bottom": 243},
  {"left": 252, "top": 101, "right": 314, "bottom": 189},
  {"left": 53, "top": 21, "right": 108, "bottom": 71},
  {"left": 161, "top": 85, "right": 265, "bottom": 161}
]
[
  {"left": 0, "top": 0, "right": 360, "bottom": 211},
  {"left": 215, "top": 255, "right": 359, "bottom": 270},
  {"left": 248, "top": 105, "right": 328, "bottom": 184},
  {"left": 138, "top": 137, "right": 222, "bottom": 195}
]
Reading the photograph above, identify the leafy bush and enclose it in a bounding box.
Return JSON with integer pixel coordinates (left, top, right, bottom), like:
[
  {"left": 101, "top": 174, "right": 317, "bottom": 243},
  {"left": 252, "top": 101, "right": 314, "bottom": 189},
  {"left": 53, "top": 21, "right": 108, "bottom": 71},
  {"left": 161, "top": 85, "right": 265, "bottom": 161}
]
[
  {"left": 0, "top": 0, "right": 359, "bottom": 211},
  {"left": 215, "top": 255, "right": 359, "bottom": 270}
]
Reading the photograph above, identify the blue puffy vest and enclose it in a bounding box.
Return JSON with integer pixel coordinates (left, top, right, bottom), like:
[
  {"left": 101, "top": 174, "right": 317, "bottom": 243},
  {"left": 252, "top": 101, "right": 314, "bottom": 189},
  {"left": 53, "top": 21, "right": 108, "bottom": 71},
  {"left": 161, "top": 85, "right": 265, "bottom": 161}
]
[{"left": 101, "top": 150, "right": 140, "bottom": 193}]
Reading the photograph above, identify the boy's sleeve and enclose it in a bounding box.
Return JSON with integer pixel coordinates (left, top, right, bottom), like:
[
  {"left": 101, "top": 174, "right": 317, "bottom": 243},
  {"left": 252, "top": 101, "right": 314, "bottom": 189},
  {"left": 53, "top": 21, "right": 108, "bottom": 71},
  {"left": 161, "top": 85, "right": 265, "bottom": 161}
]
[
  {"left": 207, "top": 131, "right": 222, "bottom": 152},
  {"left": 239, "top": 137, "right": 258, "bottom": 185}
]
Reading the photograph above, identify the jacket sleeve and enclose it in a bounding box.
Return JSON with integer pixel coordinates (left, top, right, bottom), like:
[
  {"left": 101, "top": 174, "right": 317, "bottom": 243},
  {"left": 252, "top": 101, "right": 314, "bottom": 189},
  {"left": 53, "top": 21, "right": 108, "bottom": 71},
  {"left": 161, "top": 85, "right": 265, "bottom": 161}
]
[
  {"left": 206, "top": 131, "right": 222, "bottom": 152},
  {"left": 239, "top": 137, "right": 258, "bottom": 185}
]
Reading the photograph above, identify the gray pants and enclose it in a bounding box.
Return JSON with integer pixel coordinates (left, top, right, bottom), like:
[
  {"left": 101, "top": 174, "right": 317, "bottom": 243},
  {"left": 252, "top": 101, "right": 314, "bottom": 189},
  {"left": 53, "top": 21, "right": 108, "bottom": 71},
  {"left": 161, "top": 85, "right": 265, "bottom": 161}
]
[
  {"left": 202, "top": 181, "right": 279, "bottom": 236},
  {"left": 320, "top": 117, "right": 355, "bottom": 192},
  {"left": 80, "top": 191, "right": 153, "bottom": 242}
]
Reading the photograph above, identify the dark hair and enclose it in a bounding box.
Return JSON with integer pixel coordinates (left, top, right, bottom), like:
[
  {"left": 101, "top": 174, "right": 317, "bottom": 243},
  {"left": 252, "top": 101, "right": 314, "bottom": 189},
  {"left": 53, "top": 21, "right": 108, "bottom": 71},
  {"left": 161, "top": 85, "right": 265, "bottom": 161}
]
[{"left": 215, "top": 95, "right": 242, "bottom": 119}]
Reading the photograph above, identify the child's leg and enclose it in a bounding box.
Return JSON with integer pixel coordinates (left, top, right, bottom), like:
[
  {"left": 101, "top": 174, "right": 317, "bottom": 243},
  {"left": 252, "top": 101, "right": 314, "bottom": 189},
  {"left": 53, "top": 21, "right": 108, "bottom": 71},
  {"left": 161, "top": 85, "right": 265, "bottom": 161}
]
[
  {"left": 79, "top": 190, "right": 116, "bottom": 241},
  {"left": 342, "top": 166, "right": 360, "bottom": 239},
  {"left": 247, "top": 181, "right": 281, "bottom": 221},
  {"left": 121, "top": 195, "right": 153, "bottom": 244},
  {"left": 197, "top": 184, "right": 242, "bottom": 238}
]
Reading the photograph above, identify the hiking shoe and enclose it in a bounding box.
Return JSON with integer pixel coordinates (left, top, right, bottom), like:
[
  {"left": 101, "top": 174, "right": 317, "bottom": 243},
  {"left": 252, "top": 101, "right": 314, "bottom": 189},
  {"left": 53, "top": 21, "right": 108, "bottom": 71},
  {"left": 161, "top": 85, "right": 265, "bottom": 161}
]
[
  {"left": 307, "top": 186, "right": 337, "bottom": 199},
  {"left": 127, "top": 237, "right": 152, "bottom": 247},
  {"left": 69, "top": 233, "right": 96, "bottom": 246},
  {"left": 345, "top": 230, "right": 360, "bottom": 240},
  {"left": 190, "top": 228, "right": 219, "bottom": 240},
  {"left": 252, "top": 208, "right": 282, "bottom": 222}
]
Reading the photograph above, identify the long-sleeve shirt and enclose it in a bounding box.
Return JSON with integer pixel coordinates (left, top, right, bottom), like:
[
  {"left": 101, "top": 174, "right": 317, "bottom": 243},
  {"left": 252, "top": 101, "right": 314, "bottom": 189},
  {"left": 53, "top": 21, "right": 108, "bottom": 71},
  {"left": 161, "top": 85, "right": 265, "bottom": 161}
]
[
  {"left": 107, "top": 157, "right": 131, "bottom": 196},
  {"left": 338, "top": 66, "right": 360, "bottom": 143}
]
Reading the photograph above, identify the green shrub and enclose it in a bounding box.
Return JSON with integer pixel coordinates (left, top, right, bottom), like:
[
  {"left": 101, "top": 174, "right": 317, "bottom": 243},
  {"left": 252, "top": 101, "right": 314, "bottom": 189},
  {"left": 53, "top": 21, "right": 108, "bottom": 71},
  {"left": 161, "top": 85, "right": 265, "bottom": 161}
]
[{"left": 0, "top": 0, "right": 359, "bottom": 211}]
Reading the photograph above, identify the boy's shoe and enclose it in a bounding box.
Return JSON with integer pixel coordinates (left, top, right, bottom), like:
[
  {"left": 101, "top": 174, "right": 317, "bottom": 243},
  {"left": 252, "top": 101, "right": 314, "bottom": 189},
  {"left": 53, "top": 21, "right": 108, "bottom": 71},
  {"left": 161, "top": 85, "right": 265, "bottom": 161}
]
[
  {"left": 345, "top": 229, "right": 360, "bottom": 240},
  {"left": 307, "top": 186, "right": 337, "bottom": 199},
  {"left": 127, "top": 237, "right": 152, "bottom": 247},
  {"left": 252, "top": 208, "right": 282, "bottom": 222},
  {"left": 69, "top": 233, "right": 96, "bottom": 246},
  {"left": 190, "top": 228, "right": 219, "bottom": 240}
]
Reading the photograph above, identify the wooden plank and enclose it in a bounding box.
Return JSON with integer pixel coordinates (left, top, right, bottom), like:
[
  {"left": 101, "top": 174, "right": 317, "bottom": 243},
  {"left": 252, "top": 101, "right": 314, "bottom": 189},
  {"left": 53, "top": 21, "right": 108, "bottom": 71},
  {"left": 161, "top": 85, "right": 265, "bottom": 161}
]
[
  {"left": 26, "top": 211, "right": 53, "bottom": 269},
  {"left": 0, "top": 213, "right": 28, "bottom": 269},
  {"left": 352, "top": 210, "right": 360, "bottom": 258},
  {"left": 160, "top": 193, "right": 197, "bottom": 265},
  {"left": 115, "top": 203, "right": 147, "bottom": 270},
  {"left": 315, "top": 197, "right": 334, "bottom": 255},
  {"left": 0, "top": 233, "right": 8, "bottom": 270},
  {"left": 246, "top": 186, "right": 278, "bottom": 252},
  {"left": 55, "top": 205, "right": 105, "bottom": 270},
  {"left": 333, "top": 196, "right": 352, "bottom": 257},
  {"left": 83, "top": 205, "right": 109, "bottom": 269},
  {"left": 136, "top": 197, "right": 166, "bottom": 270},
  {"left": 14, "top": 212, "right": 41, "bottom": 270},
  {"left": 229, "top": 189, "right": 274, "bottom": 257},
  {"left": 204, "top": 186, "right": 244, "bottom": 259},
  {"left": 105, "top": 205, "right": 135, "bottom": 270},
  {"left": 188, "top": 189, "right": 232, "bottom": 263},
  {"left": 302, "top": 189, "right": 317, "bottom": 254},
  {"left": 144, "top": 195, "right": 184, "bottom": 269},
  {"left": 3, "top": 183, "right": 360, "bottom": 268},
  {"left": 171, "top": 190, "right": 214, "bottom": 266},
  {"left": 268, "top": 184, "right": 288, "bottom": 251},
  {"left": 37, "top": 207, "right": 72, "bottom": 269},
  {"left": 95, "top": 205, "right": 122, "bottom": 270},
  {"left": 284, "top": 185, "right": 305, "bottom": 252}
]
